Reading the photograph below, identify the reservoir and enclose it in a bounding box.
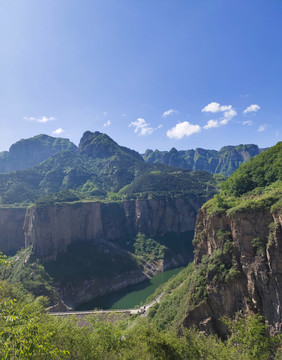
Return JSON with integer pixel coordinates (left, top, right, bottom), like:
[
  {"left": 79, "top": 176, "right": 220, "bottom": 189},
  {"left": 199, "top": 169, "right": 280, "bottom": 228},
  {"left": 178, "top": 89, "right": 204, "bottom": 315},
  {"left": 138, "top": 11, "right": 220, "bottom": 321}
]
[{"left": 77, "top": 266, "right": 185, "bottom": 310}]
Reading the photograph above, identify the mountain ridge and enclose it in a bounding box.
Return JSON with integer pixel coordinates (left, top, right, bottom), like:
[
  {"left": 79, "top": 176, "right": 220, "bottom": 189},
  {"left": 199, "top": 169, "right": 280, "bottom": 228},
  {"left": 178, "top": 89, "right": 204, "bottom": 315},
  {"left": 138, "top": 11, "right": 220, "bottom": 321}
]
[
  {"left": 143, "top": 143, "right": 267, "bottom": 177},
  {"left": 0, "top": 131, "right": 219, "bottom": 205},
  {"left": 0, "top": 134, "right": 77, "bottom": 173}
]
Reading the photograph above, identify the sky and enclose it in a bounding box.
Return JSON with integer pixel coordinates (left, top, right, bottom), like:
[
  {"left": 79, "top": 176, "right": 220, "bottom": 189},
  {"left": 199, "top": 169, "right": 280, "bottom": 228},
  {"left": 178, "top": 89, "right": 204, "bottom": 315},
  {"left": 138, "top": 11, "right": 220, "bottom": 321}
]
[{"left": 0, "top": 0, "right": 281, "bottom": 153}]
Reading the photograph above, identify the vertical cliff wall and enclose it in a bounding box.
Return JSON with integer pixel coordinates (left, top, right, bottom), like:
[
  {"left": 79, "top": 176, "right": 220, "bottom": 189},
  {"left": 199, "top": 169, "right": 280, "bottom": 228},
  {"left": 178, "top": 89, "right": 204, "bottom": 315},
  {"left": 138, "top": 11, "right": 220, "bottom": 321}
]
[
  {"left": 184, "top": 207, "right": 282, "bottom": 335},
  {"left": 0, "top": 207, "right": 26, "bottom": 254},
  {"left": 21, "top": 197, "right": 202, "bottom": 308},
  {"left": 24, "top": 197, "right": 201, "bottom": 262}
]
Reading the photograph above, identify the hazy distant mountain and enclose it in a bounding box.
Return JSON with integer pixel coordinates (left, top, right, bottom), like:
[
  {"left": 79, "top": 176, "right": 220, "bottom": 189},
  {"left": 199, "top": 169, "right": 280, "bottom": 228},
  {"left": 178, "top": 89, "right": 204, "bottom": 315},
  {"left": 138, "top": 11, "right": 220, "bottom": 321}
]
[
  {"left": 0, "top": 134, "right": 77, "bottom": 173},
  {"left": 143, "top": 144, "right": 267, "bottom": 177}
]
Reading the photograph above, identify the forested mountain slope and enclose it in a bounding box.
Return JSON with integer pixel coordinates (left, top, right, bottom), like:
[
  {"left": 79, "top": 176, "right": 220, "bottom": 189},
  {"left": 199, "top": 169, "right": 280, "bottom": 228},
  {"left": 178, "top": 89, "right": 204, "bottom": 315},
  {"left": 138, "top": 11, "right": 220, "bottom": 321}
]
[
  {"left": 0, "top": 134, "right": 77, "bottom": 173},
  {"left": 0, "top": 131, "right": 219, "bottom": 205},
  {"left": 143, "top": 144, "right": 266, "bottom": 177}
]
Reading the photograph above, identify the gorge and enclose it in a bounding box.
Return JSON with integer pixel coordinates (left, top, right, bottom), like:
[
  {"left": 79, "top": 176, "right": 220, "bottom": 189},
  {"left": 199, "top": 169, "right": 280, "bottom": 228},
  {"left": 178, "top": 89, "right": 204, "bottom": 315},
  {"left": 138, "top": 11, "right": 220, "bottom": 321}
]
[{"left": 0, "top": 132, "right": 280, "bottom": 325}]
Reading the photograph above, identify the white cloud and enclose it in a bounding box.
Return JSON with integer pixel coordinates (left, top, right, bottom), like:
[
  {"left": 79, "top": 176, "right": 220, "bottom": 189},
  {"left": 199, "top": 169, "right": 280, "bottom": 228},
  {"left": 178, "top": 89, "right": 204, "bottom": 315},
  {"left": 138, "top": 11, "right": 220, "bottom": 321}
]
[
  {"left": 202, "top": 102, "right": 221, "bottom": 113},
  {"left": 167, "top": 121, "right": 201, "bottom": 139},
  {"left": 129, "top": 117, "right": 158, "bottom": 136},
  {"left": 201, "top": 102, "right": 233, "bottom": 113},
  {"left": 203, "top": 120, "right": 219, "bottom": 129},
  {"left": 103, "top": 112, "right": 108, "bottom": 116},
  {"left": 162, "top": 109, "right": 177, "bottom": 118},
  {"left": 24, "top": 116, "right": 56, "bottom": 123},
  {"left": 258, "top": 124, "right": 268, "bottom": 132},
  {"left": 242, "top": 120, "right": 254, "bottom": 126},
  {"left": 223, "top": 108, "right": 237, "bottom": 120},
  {"left": 103, "top": 120, "right": 111, "bottom": 127},
  {"left": 52, "top": 128, "right": 64, "bottom": 136},
  {"left": 202, "top": 102, "right": 237, "bottom": 130},
  {"left": 243, "top": 104, "right": 260, "bottom": 114},
  {"left": 219, "top": 119, "right": 229, "bottom": 125}
]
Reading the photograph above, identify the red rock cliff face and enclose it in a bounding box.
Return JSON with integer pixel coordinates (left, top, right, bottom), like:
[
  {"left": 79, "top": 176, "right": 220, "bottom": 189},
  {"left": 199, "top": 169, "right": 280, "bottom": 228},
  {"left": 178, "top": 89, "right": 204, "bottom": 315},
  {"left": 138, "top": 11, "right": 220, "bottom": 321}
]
[
  {"left": 185, "top": 207, "right": 282, "bottom": 335},
  {"left": 24, "top": 197, "right": 201, "bottom": 262},
  {"left": 0, "top": 208, "right": 26, "bottom": 254}
]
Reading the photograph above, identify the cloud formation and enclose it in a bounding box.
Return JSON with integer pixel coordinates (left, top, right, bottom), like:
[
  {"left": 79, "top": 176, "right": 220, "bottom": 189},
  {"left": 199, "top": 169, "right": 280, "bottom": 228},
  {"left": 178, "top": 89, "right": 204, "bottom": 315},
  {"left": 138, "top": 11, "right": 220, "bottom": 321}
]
[
  {"left": 167, "top": 121, "right": 201, "bottom": 139},
  {"left": 162, "top": 109, "right": 177, "bottom": 118},
  {"left": 202, "top": 102, "right": 237, "bottom": 129},
  {"left": 52, "top": 128, "right": 64, "bottom": 135},
  {"left": 24, "top": 116, "right": 56, "bottom": 123},
  {"left": 243, "top": 104, "right": 260, "bottom": 114},
  {"left": 242, "top": 120, "right": 254, "bottom": 126},
  {"left": 103, "top": 120, "right": 111, "bottom": 127},
  {"left": 129, "top": 118, "right": 159, "bottom": 136},
  {"left": 202, "top": 102, "right": 232, "bottom": 113},
  {"left": 258, "top": 124, "right": 268, "bottom": 132},
  {"left": 203, "top": 120, "right": 219, "bottom": 129}
]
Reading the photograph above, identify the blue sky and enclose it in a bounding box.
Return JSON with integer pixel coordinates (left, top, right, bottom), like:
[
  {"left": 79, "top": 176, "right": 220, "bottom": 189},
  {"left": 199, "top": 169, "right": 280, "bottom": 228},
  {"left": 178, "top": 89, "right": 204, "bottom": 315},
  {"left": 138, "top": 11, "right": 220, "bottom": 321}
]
[{"left": 0, "top": 0, "right": 281, "bottom": 153}]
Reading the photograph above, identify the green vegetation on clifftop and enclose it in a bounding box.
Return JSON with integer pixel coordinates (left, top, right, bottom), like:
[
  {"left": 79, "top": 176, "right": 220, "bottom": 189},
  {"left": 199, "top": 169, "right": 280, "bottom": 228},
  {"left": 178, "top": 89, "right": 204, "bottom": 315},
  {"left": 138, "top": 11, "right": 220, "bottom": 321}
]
[{"left": 203, "top": 141, "right": 282, "bottom": 216}]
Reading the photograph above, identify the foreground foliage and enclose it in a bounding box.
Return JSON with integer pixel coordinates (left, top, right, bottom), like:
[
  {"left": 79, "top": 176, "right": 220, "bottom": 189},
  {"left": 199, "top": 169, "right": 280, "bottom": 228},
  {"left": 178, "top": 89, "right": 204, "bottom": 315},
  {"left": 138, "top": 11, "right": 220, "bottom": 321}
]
[
  {"left": 1, "top": 252, "right": 281, "bottom": 360},
  {"left": 1, "top": 277, "right": 282, "bottom": 359}
]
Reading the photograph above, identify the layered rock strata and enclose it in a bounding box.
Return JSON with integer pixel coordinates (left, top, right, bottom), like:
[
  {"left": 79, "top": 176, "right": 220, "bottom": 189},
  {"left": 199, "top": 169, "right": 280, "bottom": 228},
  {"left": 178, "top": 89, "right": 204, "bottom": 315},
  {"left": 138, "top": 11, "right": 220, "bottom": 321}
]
[
  {"left": 0, "top": 208, "right": 26, "bottom": 254},
  {"left": 24, "top": 198, "right": 200, "bottom": 262},
  {"left": 185, "top": 207, "right": 282, "bottom": 335}
]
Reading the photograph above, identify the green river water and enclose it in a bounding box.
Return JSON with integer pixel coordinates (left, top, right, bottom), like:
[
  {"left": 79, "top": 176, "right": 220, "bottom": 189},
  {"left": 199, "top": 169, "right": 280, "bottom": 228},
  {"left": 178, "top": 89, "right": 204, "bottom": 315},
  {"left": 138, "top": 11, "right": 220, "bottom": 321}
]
[{"left": 77, "top": 266, "right": 185, "bottom": 311}]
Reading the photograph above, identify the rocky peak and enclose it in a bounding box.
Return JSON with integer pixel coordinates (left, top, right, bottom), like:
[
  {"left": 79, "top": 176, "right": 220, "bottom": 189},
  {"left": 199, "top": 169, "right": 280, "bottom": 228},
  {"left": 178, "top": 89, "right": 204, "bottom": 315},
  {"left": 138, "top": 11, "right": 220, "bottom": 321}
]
[{"left": 78, "top": 130, "right": 144, "bottom": 161}]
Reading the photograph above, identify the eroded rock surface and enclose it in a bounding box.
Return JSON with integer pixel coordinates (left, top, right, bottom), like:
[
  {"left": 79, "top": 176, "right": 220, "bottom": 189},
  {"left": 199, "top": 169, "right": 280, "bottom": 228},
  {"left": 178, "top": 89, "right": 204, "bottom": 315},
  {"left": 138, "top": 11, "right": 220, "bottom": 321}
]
[{"left": 185, "top": 207, "right": 282, "bottom": 335}]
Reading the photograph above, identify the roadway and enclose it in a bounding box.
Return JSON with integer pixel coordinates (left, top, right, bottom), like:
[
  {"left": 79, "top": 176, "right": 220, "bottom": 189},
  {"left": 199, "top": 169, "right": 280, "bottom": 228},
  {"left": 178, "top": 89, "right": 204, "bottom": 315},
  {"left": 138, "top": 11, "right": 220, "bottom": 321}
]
[{"left": 49, "top": 293, "right": 163, "bottom": 317}]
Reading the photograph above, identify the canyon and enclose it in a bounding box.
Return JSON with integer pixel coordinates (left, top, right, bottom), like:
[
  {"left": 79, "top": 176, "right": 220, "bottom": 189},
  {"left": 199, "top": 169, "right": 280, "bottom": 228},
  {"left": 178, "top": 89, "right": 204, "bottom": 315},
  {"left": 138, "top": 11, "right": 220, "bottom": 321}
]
[{"left": 0, "top": 196, "right": 200, "bottom": 308}]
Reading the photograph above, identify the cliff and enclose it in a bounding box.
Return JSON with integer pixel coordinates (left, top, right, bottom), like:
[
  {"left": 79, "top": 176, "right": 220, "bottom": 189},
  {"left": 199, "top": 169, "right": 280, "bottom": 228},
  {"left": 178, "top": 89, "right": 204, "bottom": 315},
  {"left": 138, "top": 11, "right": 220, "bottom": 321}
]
[
  {"left": 182, "top": 142, "right": 282, "bottom": 334},
  {"left": 24, "top": 197, "right": 200, "bottom": 262},
  {"left": 0, "top": 207, "right": 26, "bottom": 255},
  {"left": 183, "top": 206, "right": 282, "bottom": 335},
  {"left": 146, "top": 142, "right": 282, "bottom": 334},
  {"left": 22, "top": 197, "right": 200, "bottom": 307}
]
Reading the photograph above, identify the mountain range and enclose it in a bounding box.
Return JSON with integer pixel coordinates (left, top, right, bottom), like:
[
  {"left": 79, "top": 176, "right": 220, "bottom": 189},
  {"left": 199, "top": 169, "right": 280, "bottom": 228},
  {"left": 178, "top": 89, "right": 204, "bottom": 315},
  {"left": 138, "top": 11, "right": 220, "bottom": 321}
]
[
  {"left": 0, "top": 131, "right": 279, "bottom": 318},
  {"left": 0, "top": 131, "right": 265, "bottom": 206},
  {"left": 143, "top": 144, "right": 266, "bottom": 177}
]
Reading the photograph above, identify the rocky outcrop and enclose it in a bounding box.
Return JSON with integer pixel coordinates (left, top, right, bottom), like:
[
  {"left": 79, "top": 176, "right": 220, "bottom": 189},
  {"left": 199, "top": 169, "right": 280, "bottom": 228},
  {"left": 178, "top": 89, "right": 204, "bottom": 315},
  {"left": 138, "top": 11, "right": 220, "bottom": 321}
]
[
  {"left": 185, "top": 207, "right": 282, "bottom": 335},
  {"left": 79, "top": 131, "right": 144, "bottom": 162},
  {"left": 24, "top": 197, "right": 200, "bottom": 262},
  {"left": 0, "top": 207, "right": 26, "bottom": 254}
]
